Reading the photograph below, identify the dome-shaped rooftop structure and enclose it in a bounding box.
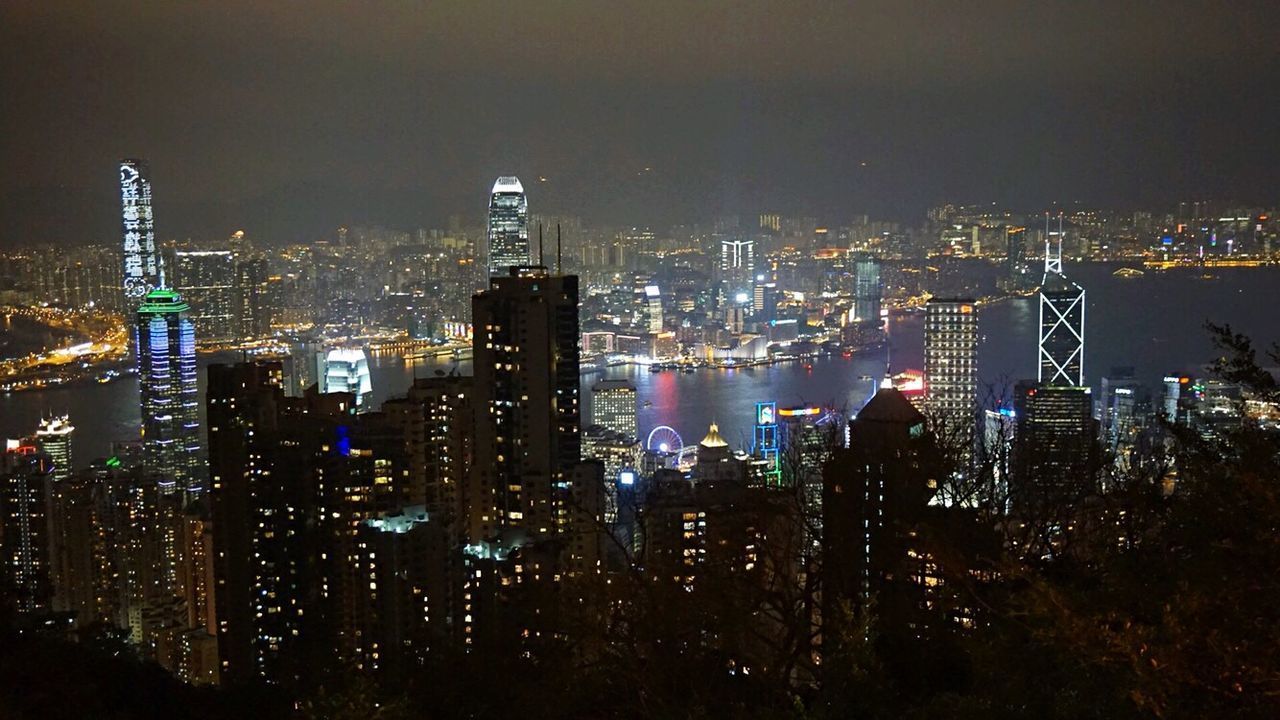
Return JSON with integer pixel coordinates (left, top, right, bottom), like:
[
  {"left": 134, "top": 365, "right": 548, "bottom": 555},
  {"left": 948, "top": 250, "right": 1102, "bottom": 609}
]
[{"left": 700, "top": 422, "right": 729, "bottom": 448}]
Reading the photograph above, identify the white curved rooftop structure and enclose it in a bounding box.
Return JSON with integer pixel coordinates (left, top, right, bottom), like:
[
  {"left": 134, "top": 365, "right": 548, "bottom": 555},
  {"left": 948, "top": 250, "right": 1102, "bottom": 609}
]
[
  {"left": 326, "top": 347, "right": 368, "bottom": 365},
  {"left": 492, "top": 176, "right": 524, "bottom": 194}
]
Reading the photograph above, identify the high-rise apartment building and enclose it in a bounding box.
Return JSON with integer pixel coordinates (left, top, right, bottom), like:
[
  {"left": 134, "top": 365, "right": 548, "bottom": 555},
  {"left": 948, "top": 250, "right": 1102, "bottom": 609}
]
[
  {"left": 380, "top": 373, "right": 475, "bottom": 528},
  {"left": 487, "top": 177, "right": 529, "bottom": 276},
  {"left": 924, "top": 299, "right": 979, "bottom": 418},
  {"left": 0, "top": 446, "right": 54, "bottom": 615},
  {"left": 590, "top": 379, "right": 638, "bottom": 440},
  {"left": 207, "top": 361, "right": 363, "bottom": 686},
  {"left": 469, "top": 266, "right": 582, "bottom": 548},
  {"left": 173, "top": 250, "right": 237, "bottom": 344},
  {"left": 119, "top": 160, "right": 162, "bottom": 314},
  {"left": 136, "top": 289, "right": 202, "bottom": 494}
]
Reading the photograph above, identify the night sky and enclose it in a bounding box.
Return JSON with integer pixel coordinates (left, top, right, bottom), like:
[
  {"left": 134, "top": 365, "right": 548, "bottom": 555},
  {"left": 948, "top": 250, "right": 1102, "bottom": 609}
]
[{"left": 2, "top": 1, "right": 1278, "bottom": 245}]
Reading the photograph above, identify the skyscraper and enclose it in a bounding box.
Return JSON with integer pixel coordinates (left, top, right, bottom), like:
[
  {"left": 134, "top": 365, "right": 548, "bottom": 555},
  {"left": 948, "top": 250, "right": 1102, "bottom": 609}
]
[
  {"left": 233, "top": 256, "right": 268, "bottom": 340},
  {"left": 924, "top": 298, "right": 979, "bottom": 418},
  {"left": 720, "top": 237, "right": 755, "bottom": 296},
  {"left": 1000, "top": 225, "right": 1029, "bottom": 292},
  {"left": 1099, "top": 368, "right": 1150, "bottom": 473},
  {"left": 644, "top": 284, "right": 664, "bottom": 332},
  {"left": 1012, "top": 382, "right": 1097, "bottom": 512},
  {"left": 119, "top": 160, "right": 162, "bottom": 313},
  {"left": 487, "top": 177, "right": 529, "bottom": 275},
  {"left": 852, "top": 254, "right": 882, "bottom": 323},
  {"left": 136, "top": 289, "right": 201, "bottom": 494},
  {"left": 822, "top": 386, "right": 943, "bottom": 640},
  {"left": 173, "top": 250, "right": 237, "bottom": 344},
  {"left": 1038, "top": 219, "right": 1086, "bottom": 387},
  {"left": 591, "top": 379, "right": 638, "bottom": 440},
  {"left": 469, "top": 266, "right": 582, "bottom": 547},
  {"left": 35, "top": 415, "right": 74, "bottom": 481}
]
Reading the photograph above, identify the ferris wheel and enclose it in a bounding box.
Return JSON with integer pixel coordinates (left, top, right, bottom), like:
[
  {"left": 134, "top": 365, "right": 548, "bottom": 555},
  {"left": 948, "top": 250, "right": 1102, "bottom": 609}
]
[{"left": 645, "top": 425, "right": 684, "bottom": 454}]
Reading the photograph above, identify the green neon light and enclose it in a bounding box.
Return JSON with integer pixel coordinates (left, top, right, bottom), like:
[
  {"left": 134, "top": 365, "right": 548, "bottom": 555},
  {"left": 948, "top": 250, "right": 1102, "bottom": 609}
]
[{"left": 137, "top": 289, "right": 190, "bottom": 314}]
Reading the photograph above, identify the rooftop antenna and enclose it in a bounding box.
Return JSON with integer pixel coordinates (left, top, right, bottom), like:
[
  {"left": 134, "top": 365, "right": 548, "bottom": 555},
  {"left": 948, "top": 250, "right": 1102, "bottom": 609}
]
[
  {"left": 556, "top": 223, "right": 563, "bottom": 275},
  {"left": 1043, "top": 211, "right": 1063, "bottom": 277},
  {"left": 880, "top": 340, "right": 893, "bottom": 389},
  {"left": 538, "top": 223, "right": 545, "bottom": 266}
]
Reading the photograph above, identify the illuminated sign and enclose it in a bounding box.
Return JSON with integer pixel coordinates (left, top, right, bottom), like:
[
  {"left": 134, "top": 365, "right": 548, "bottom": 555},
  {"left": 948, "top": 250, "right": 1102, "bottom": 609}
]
[
  {"left": 120, "top": 160, "right": 159, "bottom": 299},
  {"left": 443, "top": 321, "right": 473, "bottom": 340},
  {"left": 754, "top": 402, "right": 781, "bottom": 485},
  {"left": 756, "top": 401, "right": 776, "bottom": 426},
  {"left": 619, "top": 469, "right": 637, "bottom": 486},
  {"left": 778, "top": 406, "right": 821, "bottom": 417}
]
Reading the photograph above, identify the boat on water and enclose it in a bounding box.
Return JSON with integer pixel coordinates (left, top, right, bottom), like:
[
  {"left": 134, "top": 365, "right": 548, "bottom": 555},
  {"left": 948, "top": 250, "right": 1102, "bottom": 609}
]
[{"left": 1113, "top": 267, "right": 1145, "bottom": 278}]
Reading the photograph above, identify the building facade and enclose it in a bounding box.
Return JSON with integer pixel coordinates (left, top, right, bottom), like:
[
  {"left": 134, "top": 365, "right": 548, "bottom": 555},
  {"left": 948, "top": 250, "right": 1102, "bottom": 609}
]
[
  {"left": 590, "top": 379, "right": 638, "bottom": 441},
  {"left": 923, "top": 298, "right": 979, "bottom": 419},
  {"left": 852, "top": 254, "right": 882, "bottom": 323},
  {"left": 136, "top": 289, "right": 202, "bottom": 494},
  {"left": 35, "top": 415, "right": 74, "bottom": 481},
  {"left": 119, "top": 159, "right": 162, "bottom": 314},
  {"left": 173, "top": 250, "right": 237, "bottom": 344},
  {"left": 469, "top": 267, "right": 582, "bottom": 549},
  {"left": 487, "top": 177, "right": 529, "bottom": 276}
]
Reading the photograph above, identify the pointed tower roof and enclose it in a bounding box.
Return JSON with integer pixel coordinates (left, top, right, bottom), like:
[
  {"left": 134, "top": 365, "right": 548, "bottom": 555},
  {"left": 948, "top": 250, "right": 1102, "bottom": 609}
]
[
  {"left": 700, "top": 422, "right": 729, "bottom": 448},
  {"left": 857, "top": 386, "right": 925, "bottom": 426}
]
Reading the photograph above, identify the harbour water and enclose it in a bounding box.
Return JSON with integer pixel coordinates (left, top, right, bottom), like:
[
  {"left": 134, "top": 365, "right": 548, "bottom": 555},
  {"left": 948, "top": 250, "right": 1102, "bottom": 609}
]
[{"left": 2, "top": 263, "right": 1277, "bottom": 466}]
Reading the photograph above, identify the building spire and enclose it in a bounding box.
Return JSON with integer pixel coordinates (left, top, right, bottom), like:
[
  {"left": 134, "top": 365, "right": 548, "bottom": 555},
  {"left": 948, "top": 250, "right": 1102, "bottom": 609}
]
[{"left": 1043, "top": 211, "right": 1063, "bottom": 278}]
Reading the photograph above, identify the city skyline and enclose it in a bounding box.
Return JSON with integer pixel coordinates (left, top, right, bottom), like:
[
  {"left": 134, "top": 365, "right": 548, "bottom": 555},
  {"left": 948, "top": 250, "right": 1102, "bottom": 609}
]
[{"left": 1, "top": 5, "right": 1279, "bottom": 717}]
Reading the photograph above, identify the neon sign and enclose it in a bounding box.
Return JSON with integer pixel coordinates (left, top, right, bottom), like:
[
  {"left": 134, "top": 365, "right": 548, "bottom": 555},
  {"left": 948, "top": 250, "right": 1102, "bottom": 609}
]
[{"left": 120, "top": 160, "right": 160, "bottom": 299}]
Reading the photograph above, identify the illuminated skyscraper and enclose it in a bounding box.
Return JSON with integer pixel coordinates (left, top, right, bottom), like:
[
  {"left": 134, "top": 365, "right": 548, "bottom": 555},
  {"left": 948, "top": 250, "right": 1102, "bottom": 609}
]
[
  {"left": 1038, "top": 218, "right": 1086, "bottom": 386},
  {"left": 720, "top": 237, "right": 755, "bottom": 295},
  {"left": 34, "top": 415, "right": 74, "bottom": 481},
  {"left": 119, "top": 160, "right": 162, "bottom": 313},
  {"left": 852, "top": 254, "right": 882, "bottom": 323},
  {"left": 136, "top": 289, "right": 201, "bottom": 494},
  {"left": 591, "top": 379, "right": 638, "bottom": 440},
  {"left": 924, "top": 298, "right": 979, "bottom": 417},
  {"left": 644, "top": 284, "right": 664, "bottom": 332},
  {"left": 487, "top": 176, "right": 529, "bottom": 275},
  {"left": 173, "top": 250, "right": 237, "bottom": 344}
]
